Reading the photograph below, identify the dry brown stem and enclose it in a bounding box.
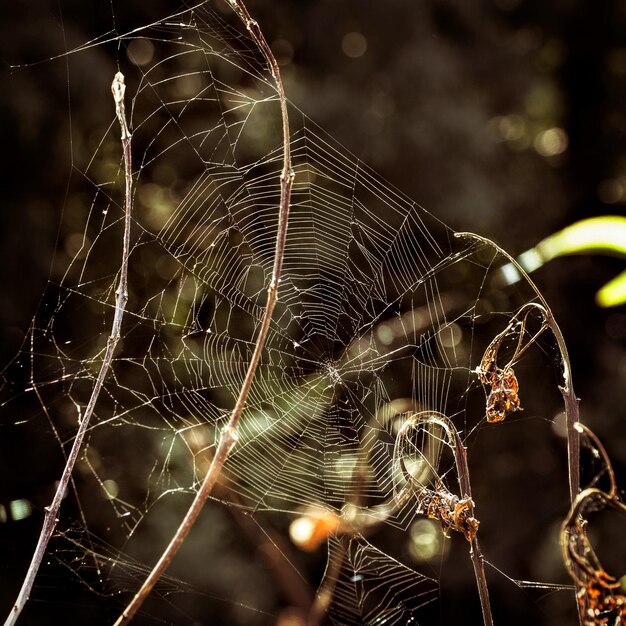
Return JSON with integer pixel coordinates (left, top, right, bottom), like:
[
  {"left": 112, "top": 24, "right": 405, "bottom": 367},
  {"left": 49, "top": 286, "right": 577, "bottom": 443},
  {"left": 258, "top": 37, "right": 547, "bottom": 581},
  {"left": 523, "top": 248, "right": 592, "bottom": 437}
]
[
  {"left": 112, "top": 2, "right": 294, "bottom": 623},
  {"left": 456, "top": 231, "right": 581, "bottom": 501},
  {"left": 4, "top": 72, "right": 134, "bottom": 626},
  {"left": 394, "top": 411, "right": 493, "bottom": 626},
  {"left": 561, "top": 425, "right": 626, "bottom": 626}
]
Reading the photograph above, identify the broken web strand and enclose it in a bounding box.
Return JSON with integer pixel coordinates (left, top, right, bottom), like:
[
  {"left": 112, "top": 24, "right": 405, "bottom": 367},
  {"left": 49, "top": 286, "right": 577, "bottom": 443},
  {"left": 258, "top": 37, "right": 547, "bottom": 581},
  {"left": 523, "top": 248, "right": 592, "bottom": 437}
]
[
  {"left": 3, "top": 72, "right": 134, "bottom": 626},
  {"left": 113, "top": 0, "right": 295, "bottom": 623},
  {"left": 457, "top": 232, "right": 581, "bottom": 502}
]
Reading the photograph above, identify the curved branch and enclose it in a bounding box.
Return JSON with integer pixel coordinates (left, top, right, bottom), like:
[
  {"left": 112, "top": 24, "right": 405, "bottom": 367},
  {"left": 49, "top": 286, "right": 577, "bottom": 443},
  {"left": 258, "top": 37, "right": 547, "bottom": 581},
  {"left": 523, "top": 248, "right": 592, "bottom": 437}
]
[
  {"left": 4, "top": 72, "right": 134, "bottom": 626},
  {"left": 113, "top": 2, "right": 294, "bottom": 623},
  {"left": 456, "top": 231, "right": 581, "bottom": 501},
  {"left": 394, "top": 411, "right": 493, "bottom": 626}
]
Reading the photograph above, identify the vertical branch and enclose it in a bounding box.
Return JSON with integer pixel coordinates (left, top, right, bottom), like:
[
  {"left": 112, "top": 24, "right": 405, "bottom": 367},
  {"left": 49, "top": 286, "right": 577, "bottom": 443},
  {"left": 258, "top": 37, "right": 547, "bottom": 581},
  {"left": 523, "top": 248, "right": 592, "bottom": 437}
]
[
  {"left": 113, "top": 2, "right": 294, "bottom": 624},
  {"left": 447, "top": 420, "right": 494, "bottom": 626},
  {"left": 4, "top": 72, "right": 134, "bottom": 626},
  {"left": 455, "top": 232, "right": 580, "bottom": 501}
]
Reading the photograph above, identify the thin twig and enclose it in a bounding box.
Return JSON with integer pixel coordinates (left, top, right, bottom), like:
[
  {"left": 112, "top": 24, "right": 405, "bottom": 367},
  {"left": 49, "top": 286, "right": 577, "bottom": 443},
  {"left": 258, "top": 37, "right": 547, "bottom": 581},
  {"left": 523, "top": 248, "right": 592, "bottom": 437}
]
[
  {"left": 455, "top": 232, "right": 580, "bottom": 501},
  {"left": 307, "top": 539, "right": 347, "bottom": 626},
  {"left": 219, "top": 487, "right": 313, "bottom": 613},
  {"left": 113, "top": 2, "right": 294, "bottom": 623},
  {"left": 4, "top": 72, "right": 134, "bottom": 626},
  {"left": 449, "top": 423, "right": 493, "bottom": 626},
  {"left": 433, "top": 412, "right": 493, "bottom": 626},
  {"left": 394, "top": 411, "right": 493, "bottom": 626}
]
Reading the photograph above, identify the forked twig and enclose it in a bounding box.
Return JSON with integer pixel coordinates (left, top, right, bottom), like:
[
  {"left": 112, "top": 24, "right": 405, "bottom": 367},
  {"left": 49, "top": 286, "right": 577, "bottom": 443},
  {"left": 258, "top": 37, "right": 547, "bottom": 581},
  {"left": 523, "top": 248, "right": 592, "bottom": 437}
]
[
  {"left": 456, "top": 232, "right": 581, "bottom": 501},
  {"left": 113, "top": 2, "right": 294, "bottom": 623},
  {"left": 4, "top": 72, "right": 134, "bottom": 626},
  {"left": 395, "top": 411, "right": 493, "bottom": 626}
]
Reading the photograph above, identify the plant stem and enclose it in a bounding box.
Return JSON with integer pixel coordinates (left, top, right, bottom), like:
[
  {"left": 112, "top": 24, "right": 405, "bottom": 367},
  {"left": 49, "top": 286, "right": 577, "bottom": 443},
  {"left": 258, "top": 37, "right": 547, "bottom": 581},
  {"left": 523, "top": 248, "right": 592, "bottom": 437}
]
[
  {"left": 446, "top": 414, "right": 494, "bottom": 626},
  {"left": 4, "top": 72, "right": 134, "bottom": 626},
  {"left": 454, "top": 429, "right": 493, "bottom": 626},
  {"left": 395, "top": 412, "right": 493, "bottom": 626},
  {"left": 307, "top": 539, "right": 347, "bottom": 626},
  {"left": 455, "top": 232, "right": 580, "bottom": 501},
  {"left": 113, "top": 2, "right": 294, "bottom": 623}
]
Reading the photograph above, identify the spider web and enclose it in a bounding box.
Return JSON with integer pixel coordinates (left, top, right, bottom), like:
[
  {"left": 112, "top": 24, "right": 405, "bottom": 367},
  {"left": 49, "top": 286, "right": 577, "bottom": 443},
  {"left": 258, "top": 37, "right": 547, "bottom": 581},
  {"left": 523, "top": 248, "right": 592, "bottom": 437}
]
[{"left": 2, "top": 1, "right": 578, "bottom": 624}]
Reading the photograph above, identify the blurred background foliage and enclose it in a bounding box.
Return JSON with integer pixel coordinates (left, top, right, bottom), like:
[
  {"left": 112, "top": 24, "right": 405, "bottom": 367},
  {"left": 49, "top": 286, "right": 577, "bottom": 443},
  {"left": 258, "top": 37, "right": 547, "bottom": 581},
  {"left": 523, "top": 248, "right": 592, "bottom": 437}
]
[{"left": 2, "top": 1, "right": 626, "bottom": 625}]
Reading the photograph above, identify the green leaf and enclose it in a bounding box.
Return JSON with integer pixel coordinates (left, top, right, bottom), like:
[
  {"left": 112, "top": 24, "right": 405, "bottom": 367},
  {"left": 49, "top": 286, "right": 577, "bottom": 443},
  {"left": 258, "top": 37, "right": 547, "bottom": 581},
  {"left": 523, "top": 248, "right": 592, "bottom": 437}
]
[
  {"left": 532, "top": 216, "right": 626, "bottom": 262},
  {"left": 513, "top": 216, "right": 626, "bottom": 308},
  {"left": 596, "top": 269, "right": 626, "bottom": 307}
]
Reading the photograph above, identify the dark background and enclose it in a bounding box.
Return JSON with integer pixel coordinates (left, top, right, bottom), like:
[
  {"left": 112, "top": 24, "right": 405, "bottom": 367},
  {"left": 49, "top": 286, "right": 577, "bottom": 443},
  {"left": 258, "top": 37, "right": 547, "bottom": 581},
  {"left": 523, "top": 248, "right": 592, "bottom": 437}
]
[{"left": 2, "top": 1, "right": 626, "bottom": 625}]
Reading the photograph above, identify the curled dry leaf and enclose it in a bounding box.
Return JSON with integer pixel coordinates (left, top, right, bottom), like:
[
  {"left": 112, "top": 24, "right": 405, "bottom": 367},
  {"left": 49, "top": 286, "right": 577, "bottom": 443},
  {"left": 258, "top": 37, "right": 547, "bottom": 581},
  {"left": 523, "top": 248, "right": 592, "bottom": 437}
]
[
  {"left": 477, "top": 303, "right": 548, "bottom": 423},
  {"left": 417, "top": 480, "right": 479, "bottom": 542},
  {"left": 561, "top": 424, "right": 626, "bottom": 626},
  {"left": 395, "top": 412, "right": 479, "bottom": 542}
]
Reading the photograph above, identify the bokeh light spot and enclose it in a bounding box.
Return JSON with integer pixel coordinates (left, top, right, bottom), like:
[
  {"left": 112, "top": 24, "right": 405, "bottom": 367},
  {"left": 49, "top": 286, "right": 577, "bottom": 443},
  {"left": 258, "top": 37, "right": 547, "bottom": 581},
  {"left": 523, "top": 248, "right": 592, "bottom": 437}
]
[
  {"left": 127, "top": 39, "right": 155, "bottom": 67},
  {"left": 103, "top": 480, "right": 119, "bottom": 500},
  {"left": 534, "top": 127, "right": 568, "bottom": 157},
  {"left": 271, "top": 39, "right": 294, "bottom": 66},
  {"left": 597, "top": 178, "right": 624, "bottom": 204},
  {"left": 409, "top": 518, "right": 446, "bottom": 562},
  {"left": 342, "top": 32, "right": 367, "bottom": 58},
  {"left": 9, "top": 499, "right": 32, "bottom": 521}
]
